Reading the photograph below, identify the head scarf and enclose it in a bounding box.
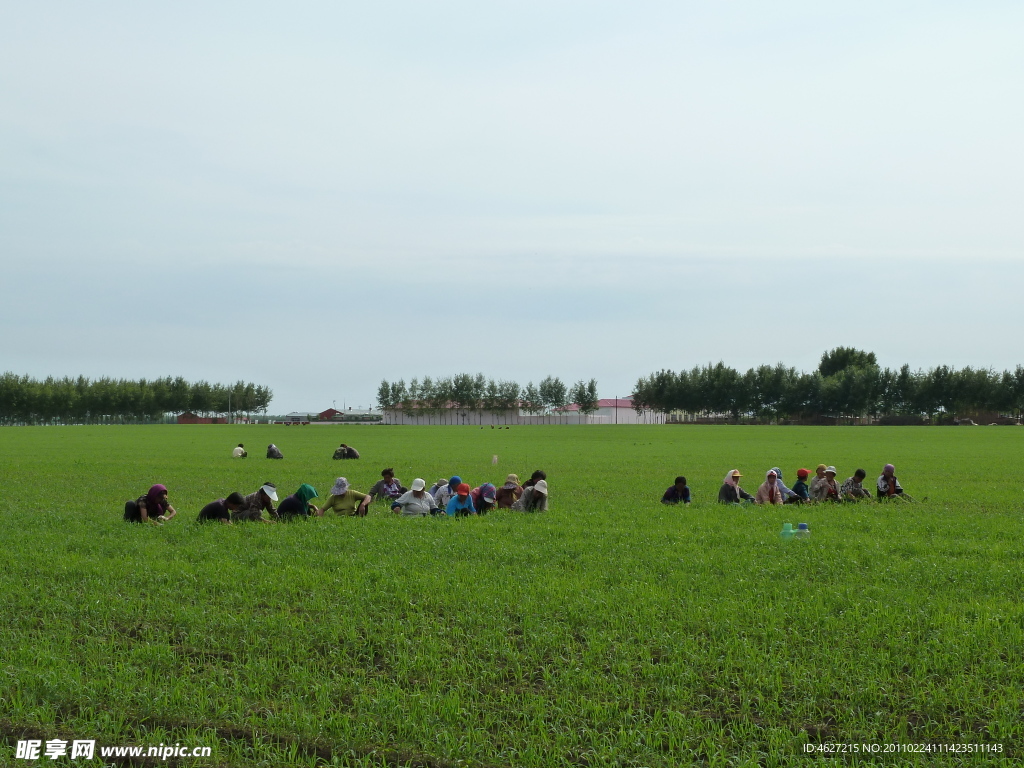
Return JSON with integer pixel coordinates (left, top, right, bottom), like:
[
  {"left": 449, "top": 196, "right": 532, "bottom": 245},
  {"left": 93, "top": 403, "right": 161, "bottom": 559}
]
[
  {"left": 295, "top": 483, "right": 319, "bottom": 510},
  {"left": 770, "top": 467, "right": 783, "bottom": 481},
  {"left": 146, "top": 484, "right": 169, "bottom": 515},
  {"left": 765, "top": 470, "right": 777, "bottom": 481},
  {"left": 503, "top": 474, "right": 520, "bottom": 489},
  {"left": 723, "top": 470, "right": 740, "bottom": 487},
  {"left": 330, "top": 478, "right": 349, "bottom": 496},
  {"left": 479, "top": 483, "right": 497, "bottom": 502},
  {"left": 883, "top": 463, "right": 895, "bottom": 475},
  {"left": 448, "top": 476, "right": 462, "bottom": 490}
]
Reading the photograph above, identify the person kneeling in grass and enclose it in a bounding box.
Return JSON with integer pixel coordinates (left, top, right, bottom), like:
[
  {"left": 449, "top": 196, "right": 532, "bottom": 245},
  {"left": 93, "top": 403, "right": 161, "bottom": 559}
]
[
  {"left": 198, "top": 492, "right": 246, "bottom": 524},
  {"left": 233, "top": 482, "right": 279, "bottom": 522},
  {"left": 446, "top": 483, "right": 476, "bottom": 516},
  {"left": 755, "top": 470, "right": 785, "bottom": 505},
  {"left": 661, "top": 476, "right": 691, "bottom": 505},
  {"left": 390, "top": 479, "right": 439, "bottom": 517},
  {"left": 512, "top": 480, "right": 548, "bottom": 512},
  {"left": 368, "top": 468, "right": 406, "bottom": 503},
  {"left": 718, "top": 471, "right": 753, "bottom": 504},
  {"left": 470, "top": 483, "right": 498, "bottom": 514},
  {"left": 787, "top": 468, "right": 811, "bottom": 503},
  {"left": 841, "top": 469, "right": 873, "bottom": 501},
  {"left": 124, "top": 484, "right": 178, "bottom": 525},
  {"left": 319, "top": 477, "right": 371, "bottom": 517},
  {"left": 877, "top": 464, "right": 910, "bottom": 501},
  {"left": 277, "top": 484, "right": 319, "bottom": 518}
]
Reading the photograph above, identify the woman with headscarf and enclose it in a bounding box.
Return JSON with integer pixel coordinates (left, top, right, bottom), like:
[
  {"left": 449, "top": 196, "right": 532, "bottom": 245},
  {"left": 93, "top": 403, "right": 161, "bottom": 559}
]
[
  {"left": 755, "top": 470, "right": 785, "bottom": 505},
  {"left": 124, "top": 484, "right": 178, "bottom": 524},
  {"left": 319, "top": 477, "right": 371, "bottom": 517},
  {"left": 495, "top": 474, "right": 523, "bottom": 509},
  {"left": 718, "top": 470, "right": 754, "bottom": 504},
  {"left": 276, "top": 483, "right": 319, "bottom": 518},
  {"left": 877, "top": 464, "right": 908, "bottom": 500}
]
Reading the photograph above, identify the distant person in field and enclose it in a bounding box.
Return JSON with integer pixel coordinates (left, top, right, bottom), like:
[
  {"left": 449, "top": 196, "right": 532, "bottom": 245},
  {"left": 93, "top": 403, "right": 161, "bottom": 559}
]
[
  {"left": 512, "top": 479, "right": 548, "bottom": 512},
  {"left": 332, "top": 443, "right": 360, "bottom": 460},
  {"left": 277, "top": 483, "right": 319, "bottom": 518},
  {"left": 768, "top": 467, "right": 798, "bottom": 501},
  {"left": 522, "top": 470, "right": 546, "bottom": 489},
  {"left": 124, "top": 484, "right": 178, "bottom": 525},
  {"left": 390, "top": 478, "right": 439, "bottom": 516},
  {"left": 718, "top": 470, "right": 753, "bottom": 504},
  {"left": 232, "top": 443, "right": 247, "bottom": 458},
  {"left": 788, "top": 469, "right": 811, "bottom": 503},
  {"left": 755, "top": 470, "right": 785, "bottom": 505},
  {"left": 812, "top": 466, "right": 841, "bottom": 502},
  {"left": 368, "top": 468, "right": 406, "bottom": 502},
  {"left": 661, "top": 476, "right": 691, "bottom": 505},
  {"left": 841, "top": 469, "right": 873, "bottom": 500},
  {"left": 447, "top": 483, "right": 476, "bottom": 516},
  {"left": 433, "top": 476, "right": 463, "bottom": 509},
  {"left": 233, "top": 482, "right": 279, "bottom": 522},
  {"left": 319, "top": 477, "right": 371, "bottom": 517},
  {"left": 877, "top": 464, "right": 907, "bottom": 500},
  {"left": 266, "top": 444, "right": 284, "bottom": 459},
  {"left": 495, "top": 474, "right": 523, "bottom": 508},
  {"left": 198, "top": 492, "right": 246, "bottom": 524},
  {"left": 470, "top": 483, "right": 498, "bottom": 514}
]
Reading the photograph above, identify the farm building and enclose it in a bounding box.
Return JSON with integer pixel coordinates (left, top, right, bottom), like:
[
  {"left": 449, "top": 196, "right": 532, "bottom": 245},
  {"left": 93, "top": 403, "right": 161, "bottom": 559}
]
[
  {"left": 381, "top": 397, "right": 665, "bottom": 426},
  {"left": 176, "top": 411, "right": 228, "bottom": 424}
]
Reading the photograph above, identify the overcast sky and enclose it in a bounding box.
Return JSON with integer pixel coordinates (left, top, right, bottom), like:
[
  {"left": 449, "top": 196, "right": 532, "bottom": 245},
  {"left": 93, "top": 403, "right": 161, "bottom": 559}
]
[{"left": 2, "top": 1, "right": 1022, "bottom": 412}]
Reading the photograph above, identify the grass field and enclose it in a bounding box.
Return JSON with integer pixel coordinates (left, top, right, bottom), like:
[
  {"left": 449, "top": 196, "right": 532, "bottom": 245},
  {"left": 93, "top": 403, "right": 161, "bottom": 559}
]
[{"left": 1, "top": 424, "right": 1023, "bottom": 767}]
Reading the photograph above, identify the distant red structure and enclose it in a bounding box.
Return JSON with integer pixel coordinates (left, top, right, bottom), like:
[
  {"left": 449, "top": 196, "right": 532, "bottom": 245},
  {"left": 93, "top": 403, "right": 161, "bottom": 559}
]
[
  {"left": 318, "top": 408, "right": 342, "bottom": 420},
  {"left": 177, "top": 411, "right": 225, "bottom": 424}
]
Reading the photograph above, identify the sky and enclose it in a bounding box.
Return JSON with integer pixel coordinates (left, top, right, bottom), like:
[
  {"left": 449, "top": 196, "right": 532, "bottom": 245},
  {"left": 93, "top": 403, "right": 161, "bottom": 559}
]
[{"left": 2, "top": 1, "right": 1022, "bottom": 412}]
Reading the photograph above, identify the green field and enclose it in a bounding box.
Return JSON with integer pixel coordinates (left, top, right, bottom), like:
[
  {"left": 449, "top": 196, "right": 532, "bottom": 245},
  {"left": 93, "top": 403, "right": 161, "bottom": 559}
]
[{"left": 1, "top": 424, "right": 1023, "bottom": 767}]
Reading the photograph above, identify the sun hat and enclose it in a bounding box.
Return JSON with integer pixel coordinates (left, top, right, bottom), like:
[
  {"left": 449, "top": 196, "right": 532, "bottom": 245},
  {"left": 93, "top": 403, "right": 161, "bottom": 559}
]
[
  {"left": 456, "top": 482, "right": 470, "bottom": 496},
  {"left": 730, "top": 470, "right": 742, "bottom": 478},
  {"left": 410, "top": 478, "right": 426, "bottom": 491},
  {"left": 825, "top": 465, "right": 837, "bottom": 475},
  {"left": 533, "top": 479, "right": 548, "bottom": 494},
  {"left": 816, "top": 464, "right": 827, "bottom": 472},
  {"left": 330, "top": 477, "right": 349, "bottom": 495},
  {"left": 796, "top": 468, "right": 810, "bottom": 479},
  {"left": 261, "top": 483, "right": 279, "bottom": 502}
]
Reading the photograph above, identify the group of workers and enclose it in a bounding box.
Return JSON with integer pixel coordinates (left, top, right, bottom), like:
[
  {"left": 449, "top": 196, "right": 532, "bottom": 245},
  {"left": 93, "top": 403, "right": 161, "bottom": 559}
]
[
  {"left": 123, "top": 468, "right": 550, "bottom": 525},
  {"left": 230, "top": 443, "right": 360, "bottom": 460},
  {"left": 660, "top": 464, "right": 910, "bottom": 505}
]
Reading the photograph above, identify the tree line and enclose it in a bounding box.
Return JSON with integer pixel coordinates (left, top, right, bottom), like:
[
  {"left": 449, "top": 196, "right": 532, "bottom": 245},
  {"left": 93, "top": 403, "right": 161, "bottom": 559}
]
[
  {"left": 376, "top": 375, "right": 600, "bottom": 422},
  {"left": 0, "top": 373, "right": 273, "bottom": 425},
  {"left": 632, "top": 348, "right": 1024, "bottom": 422}
]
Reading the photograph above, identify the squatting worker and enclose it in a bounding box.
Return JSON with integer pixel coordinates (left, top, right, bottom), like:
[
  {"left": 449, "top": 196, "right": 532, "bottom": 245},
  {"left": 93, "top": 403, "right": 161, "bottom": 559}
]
[
  {"left": 661, "top": 476, "right": 691, "bottom": 505},
  {"left": 718, "top": 470, "right": 753, "bottom": 504},
  {"left": 277, "top": 484, "right": 319, "bottom": 518},
  {"left": 267, "top": 444, "right": 284, "bottom": 459},
  {"left": 788, "top": 469, "right": 811, "bottom": 503},
  {"left": 841, "top": 469, "right": 872, "bottom": 500},
  {"left": 809, "top": 464, "right": 829, "bottom": 499},
  {"left": 368, "top": 468, "right": 405, "bottom": 502},
  {"left": 446, "top": 483, "right": 476, "bottom": 516},
  {"left": 124, "top": 484, "right": 178, "bottom": 525},
  {"left": 512, "top": 479, "right": 548, "bottom": 512},
  {"left": 198, "top": 492, "right": 246, "bottom": 524},
  {"left": 391, "top": 479, "right": 438, "bottom": 516},
  {"left": 233, "top": 482, "right": 279, "bottom": 522},
  {"left": 319, "top": 477, "right": 371, "bottom": 517},
  {"left": 495, "top": 474, "right": 523, "bottom": 508},
  {"left": 433, "top": 476, "right": 462, "bottom": 509},
  {"left": 232, "top": 443, "right": 247, "bottom": 458},
  {"left": 877, "top": 464, "right": 907, "bottom": 500},
  {"left": 470, "top": 483, "right": 497, "bottom": 514},
  {"left": 755, "top": 470, "right": 784, "bottom": 505}
]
